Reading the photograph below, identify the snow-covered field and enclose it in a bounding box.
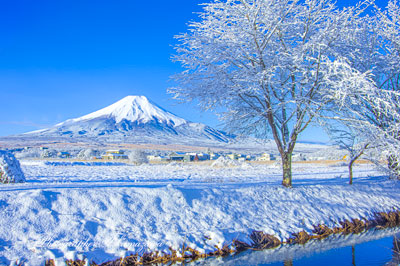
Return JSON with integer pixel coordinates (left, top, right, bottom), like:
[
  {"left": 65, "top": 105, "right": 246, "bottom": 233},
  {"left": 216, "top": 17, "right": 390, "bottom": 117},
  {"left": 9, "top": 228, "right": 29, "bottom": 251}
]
[{"left": 1, "top": 160, "right": 399, "bottom": 265}]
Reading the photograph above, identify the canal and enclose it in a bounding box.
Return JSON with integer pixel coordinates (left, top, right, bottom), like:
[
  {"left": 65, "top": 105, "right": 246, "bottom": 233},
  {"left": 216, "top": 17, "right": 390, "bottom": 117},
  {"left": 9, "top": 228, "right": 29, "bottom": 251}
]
[{"left": 188, "top": 228, "right": 400, "bottom": 265}]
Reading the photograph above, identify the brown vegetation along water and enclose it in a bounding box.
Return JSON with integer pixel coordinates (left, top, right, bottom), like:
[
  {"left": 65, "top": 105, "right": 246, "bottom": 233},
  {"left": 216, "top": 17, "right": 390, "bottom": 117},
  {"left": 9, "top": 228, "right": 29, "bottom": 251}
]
[{"left": 44, "top": 210, "right": 400, "bottom": 266}]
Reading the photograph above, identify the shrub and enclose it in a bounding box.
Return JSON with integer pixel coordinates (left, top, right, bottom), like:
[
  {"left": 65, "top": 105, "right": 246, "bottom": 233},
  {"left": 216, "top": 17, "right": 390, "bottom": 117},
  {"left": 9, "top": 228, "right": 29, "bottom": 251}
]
[{"left": 0, "top": 150, "right": 25, "bottom": 183}]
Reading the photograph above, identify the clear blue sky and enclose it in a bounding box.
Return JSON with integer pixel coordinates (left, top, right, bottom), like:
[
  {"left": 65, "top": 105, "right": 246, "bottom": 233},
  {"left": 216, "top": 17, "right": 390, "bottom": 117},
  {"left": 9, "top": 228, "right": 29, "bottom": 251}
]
[{"left": 0, "top": 0, "right": 388, "bottom": 142}]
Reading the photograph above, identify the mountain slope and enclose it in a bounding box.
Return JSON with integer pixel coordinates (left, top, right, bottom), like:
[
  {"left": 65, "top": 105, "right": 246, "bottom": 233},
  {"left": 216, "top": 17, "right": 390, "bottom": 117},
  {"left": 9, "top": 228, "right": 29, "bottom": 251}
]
[
  {"left": 57, "top": 95, "right": 187, "bottom": 127},
  {"left": 19, "top": 96, "right": 232, "bottom": 145}
]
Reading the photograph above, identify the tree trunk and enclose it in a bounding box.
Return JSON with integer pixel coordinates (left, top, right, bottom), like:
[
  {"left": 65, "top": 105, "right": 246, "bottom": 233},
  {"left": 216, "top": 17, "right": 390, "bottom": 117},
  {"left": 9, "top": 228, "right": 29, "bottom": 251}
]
[
  {"left": 284, "top": 259, "right": 293, "bottom": 266},
  {"left": 282, "top": 152, "right": 292, "bottom": 188},
  {"left": 349, "top": 160, "right": 354, "bottom": 185},
  {"left": 347, "top": 145, "right": 368, "bottom": 185},
  {"left": 388, "top": 155, "right": 400, "bottom": 179}
]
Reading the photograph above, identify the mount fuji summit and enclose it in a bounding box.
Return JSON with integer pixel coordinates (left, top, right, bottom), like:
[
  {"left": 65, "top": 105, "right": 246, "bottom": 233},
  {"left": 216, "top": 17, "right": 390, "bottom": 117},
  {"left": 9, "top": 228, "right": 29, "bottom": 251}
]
[{"left": 16, "top": 96, "right": 233, "bottom": 145}]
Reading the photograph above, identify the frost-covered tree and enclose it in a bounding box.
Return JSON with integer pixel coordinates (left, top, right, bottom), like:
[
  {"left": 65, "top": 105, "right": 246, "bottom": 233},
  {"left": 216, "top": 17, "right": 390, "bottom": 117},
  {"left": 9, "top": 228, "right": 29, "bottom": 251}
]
[
  {"left": 326, "top": 123, "right": 369, "bottom": 184},
  {"left": 326, "top": 61, "right": 400, "bottom": 178},
  {"left": 77, "top": 148, "right": 100, "bottom": 160},
  {"left": 128, "top": 150, "right": 149, "bottom": 165},
  {"left": 330, "top": 0, "right": 400, "bottom": 178},
  {"left": 41, "top": 149, "right": 57, "bottom": 159},
  {"left": 0, "top": 150, "right": 25, "bottom": 183},
  {"left": 371, "top": 0, "right": 400, "bottom": 178},
  {"left": 335, "top": 88, "right": 400, "bottom": 178},
  {"left": 14, "top": 148, "right": 41, "bottom": 159},
  {"left": 171, "top": 0, "right": 371, "bottom": 187}
]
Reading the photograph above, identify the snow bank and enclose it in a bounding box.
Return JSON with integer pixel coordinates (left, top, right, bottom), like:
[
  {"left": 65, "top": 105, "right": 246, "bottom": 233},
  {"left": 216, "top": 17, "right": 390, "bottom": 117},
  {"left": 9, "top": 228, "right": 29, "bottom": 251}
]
[
  {"left": 0, "top": 150, "right": 25, "bottom": 183},
  {"left": 211, "top": 156, "right": 241, "bottom": 167},
  {"left": 0, "top": 162, "right": 397, "bottom": 265},
  {"left": 44, "top": 161, "right": 127, "bottom": 166}
]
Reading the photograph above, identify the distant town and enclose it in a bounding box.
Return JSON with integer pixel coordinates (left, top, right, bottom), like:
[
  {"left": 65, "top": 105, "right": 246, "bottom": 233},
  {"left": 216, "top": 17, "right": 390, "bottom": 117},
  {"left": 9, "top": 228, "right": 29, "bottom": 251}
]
[
  {"left": 12, "top": 146, "right": 277, "bottom": 162},
  {"left": 9, "top": 145, "right": 354, "bottom": 163}
]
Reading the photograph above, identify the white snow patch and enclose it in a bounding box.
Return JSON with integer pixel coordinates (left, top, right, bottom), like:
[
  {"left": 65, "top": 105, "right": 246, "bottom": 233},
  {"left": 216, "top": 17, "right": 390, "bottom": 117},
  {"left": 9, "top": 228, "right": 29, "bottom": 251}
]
[
  {"left": 43, "top": 161, "right": 127, "bottom": 166},
  {"left": 211, "top": 156, "right": 241, "bottom": 167}
]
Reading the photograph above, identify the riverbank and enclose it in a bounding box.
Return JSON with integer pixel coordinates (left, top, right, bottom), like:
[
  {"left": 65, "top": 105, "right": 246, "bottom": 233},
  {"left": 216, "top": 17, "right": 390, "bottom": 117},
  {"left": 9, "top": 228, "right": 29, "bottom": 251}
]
[
  {"left": 1, "top": 161, "right": 399, "bottom": 265},
  {"left": 50, "top": 213, "right": 400, "bottom": 266}
]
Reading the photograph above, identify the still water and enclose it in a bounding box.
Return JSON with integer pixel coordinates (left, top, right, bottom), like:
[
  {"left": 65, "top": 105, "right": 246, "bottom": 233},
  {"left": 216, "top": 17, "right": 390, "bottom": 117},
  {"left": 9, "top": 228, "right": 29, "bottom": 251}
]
[{"left": 189, "top": 228, "right": 400, "bottom": 266}]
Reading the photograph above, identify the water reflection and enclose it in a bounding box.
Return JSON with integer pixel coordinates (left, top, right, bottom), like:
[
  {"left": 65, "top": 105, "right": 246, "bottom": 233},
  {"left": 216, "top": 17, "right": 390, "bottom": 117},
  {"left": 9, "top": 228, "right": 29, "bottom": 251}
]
[
  {"left": 188, "top": 228, "right": 400, "bottom": 265},
  {"left": 386, "top": 236, "right": 400, "bottom": 266}
]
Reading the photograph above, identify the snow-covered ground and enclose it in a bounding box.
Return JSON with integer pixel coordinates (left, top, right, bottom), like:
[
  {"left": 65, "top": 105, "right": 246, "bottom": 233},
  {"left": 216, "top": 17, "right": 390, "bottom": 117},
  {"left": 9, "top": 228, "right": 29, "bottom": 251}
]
[{"left": 0, "top": 160, "right": 399, "bottom": 265}]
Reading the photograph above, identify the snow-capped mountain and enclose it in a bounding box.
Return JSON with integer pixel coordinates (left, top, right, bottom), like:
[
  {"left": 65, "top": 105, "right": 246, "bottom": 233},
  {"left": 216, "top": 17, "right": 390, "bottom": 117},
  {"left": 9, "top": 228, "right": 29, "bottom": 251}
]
[
  {"left": 19, "top": 96, "right": 232, "bottom": 145},
  {"left": 58, "top": 95, "right": 187, "bottom": 127}
]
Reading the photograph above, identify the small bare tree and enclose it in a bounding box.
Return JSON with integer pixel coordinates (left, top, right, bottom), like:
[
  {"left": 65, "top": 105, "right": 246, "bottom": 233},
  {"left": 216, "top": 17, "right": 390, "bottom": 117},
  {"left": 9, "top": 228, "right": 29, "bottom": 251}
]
[{"left": 326, "top": 124, "right": 369, "bottom": 184}]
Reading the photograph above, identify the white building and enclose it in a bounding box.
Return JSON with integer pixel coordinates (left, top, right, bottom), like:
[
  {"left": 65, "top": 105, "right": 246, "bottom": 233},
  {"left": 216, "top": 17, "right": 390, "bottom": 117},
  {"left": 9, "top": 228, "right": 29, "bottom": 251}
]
[
  {"left": 102, "top": 150, "right": 128, "bottom": 160},
  {"left": 257, "top": 153, "right": 276, "bottom": 161}
]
